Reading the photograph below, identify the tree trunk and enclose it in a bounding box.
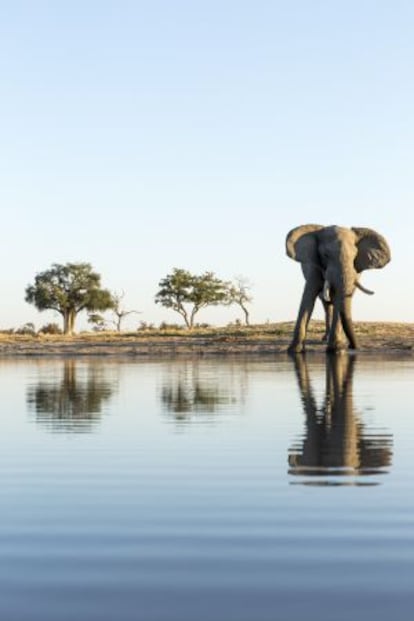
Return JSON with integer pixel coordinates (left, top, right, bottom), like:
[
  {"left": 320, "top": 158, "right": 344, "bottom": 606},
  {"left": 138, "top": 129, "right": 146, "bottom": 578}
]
[
  {"left": 179, "top": 309, "right": 191, "bottom": 329},
  {"left": 63, "top": 310, "right": 76, "bottom": 335},
  {"left": 116, "top": 314, "right": 122, "bottom": 332},
  {"left": 241, "top": 304, "right": 250, "bottom": 326},
  {"left": 63, "top": 312, "right": 70, "bottom": 335},
  {"left": 189, "top": 307, "right": 198, "bottom": 329},
  {"left": 69, "top": 312, "right": 76, "bottom": 335}
]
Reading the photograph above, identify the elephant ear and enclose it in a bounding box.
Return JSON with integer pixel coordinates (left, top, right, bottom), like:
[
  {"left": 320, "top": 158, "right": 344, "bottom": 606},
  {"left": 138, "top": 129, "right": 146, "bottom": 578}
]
[
  {"left": 286, "top": 224, "right": 324, "bottom": 263},
  {"left": 352, "top": 227, "right": 391, "bottom": 272}
]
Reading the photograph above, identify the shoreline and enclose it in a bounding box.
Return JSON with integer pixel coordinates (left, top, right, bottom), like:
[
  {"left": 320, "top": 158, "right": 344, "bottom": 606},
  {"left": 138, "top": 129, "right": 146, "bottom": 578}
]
[{"left": 0, "top": 321, "right": 413, "bottom": 357}]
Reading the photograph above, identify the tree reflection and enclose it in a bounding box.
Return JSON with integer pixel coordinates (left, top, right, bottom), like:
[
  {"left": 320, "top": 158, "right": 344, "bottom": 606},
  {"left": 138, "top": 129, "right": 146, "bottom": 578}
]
[
  {"left": 27, "top": 360, "right": 117, "bottom": 433},
  {"left": 160, "top": 360, "right": 244, "bottom": 421},
  {"left": 288, "top": 355, "right": 393, "bottom": 484}
]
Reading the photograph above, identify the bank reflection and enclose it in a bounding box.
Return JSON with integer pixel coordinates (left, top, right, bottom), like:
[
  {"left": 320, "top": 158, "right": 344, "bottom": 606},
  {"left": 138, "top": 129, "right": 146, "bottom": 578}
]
[
  {"left": 160, "top": 360, "right": 246, "bottom": 422},
  {"left": 27, "top": 360, "right": 118, "bottom": 433},
  {"left": 288, "top": 355, "right": 393, "bottom": 485}
]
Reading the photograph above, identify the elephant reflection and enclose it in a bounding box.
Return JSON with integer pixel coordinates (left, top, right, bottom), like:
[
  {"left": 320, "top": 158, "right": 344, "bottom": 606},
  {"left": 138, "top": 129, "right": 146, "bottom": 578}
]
[
  {"left": 27, "top": 360, "right": 117, "bottom": 432},
  {"left": 160, "top": 361, "right": 244, "bottom": 421},
  {"left": 288, "top": 355, "right": 392, "bottom": 482}
]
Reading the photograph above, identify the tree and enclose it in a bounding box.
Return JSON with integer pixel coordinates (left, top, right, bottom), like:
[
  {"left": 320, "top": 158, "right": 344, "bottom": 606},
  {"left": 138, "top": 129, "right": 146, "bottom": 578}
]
[
  {"left": 88, "top": 292, "right": 140, "bottom": 332},
  {"left": 110, "top": 291, "right": 140, "bottom": 332},
  {"left": 87, "top": 313, "right": 108, "bottom": 332},
  {"left": 226, "top": 276, "right": 253, "bottom": 326},
  {"left": 155, "top": 268, "right": 229, "bottom": 328},
  {"left": 25, "top": 262, "right": 114, "bottom": 335}
]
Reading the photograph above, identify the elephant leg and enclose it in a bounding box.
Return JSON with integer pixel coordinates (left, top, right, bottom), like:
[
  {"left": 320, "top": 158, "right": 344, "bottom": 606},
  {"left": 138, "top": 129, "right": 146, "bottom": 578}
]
[
  {"left": 326, "top": 305, "right": 347, "bottom": 352},
  {"left": 321, "top": 300, "right": 333, "bottom": 341},
  {"left": 340, "top": 297, "right": 358, "bottom": 350},
  {"left": 288, "top": 283, "right": 319, "bottom": 353}
]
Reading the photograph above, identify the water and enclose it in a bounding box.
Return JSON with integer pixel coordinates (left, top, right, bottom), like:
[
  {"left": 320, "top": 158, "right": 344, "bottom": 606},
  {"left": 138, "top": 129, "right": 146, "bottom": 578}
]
[{"left": 0, "top": 355, "right": 413, "bottom": 621}]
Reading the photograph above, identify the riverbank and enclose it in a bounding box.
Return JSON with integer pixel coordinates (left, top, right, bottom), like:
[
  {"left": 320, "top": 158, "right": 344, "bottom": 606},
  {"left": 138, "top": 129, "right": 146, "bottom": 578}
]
[{"left": 0, "top": 321, "right": 413, "bottom": 356}]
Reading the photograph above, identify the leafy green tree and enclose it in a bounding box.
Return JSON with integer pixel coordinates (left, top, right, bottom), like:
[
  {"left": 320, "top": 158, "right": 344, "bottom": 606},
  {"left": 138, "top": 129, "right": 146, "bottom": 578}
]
[
  {"left": 155, "top": 268, "right": 229, "bottom": 328},
  {"left": 87, "top": 313, "right": 108, "bottom": 332},
  {"left": 225, "top": 276, "right": 253, "bottom": 326},
  {"left": 25, "top": 262, "right": 114, "bottom": 335}
]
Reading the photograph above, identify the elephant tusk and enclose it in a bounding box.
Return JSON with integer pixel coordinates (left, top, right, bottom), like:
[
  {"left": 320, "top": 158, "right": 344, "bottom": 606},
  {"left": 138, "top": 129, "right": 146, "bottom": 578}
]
[
  {"left": 322, "top": 280, "right": 331, "bottom": 302},
  {"left": 355, "top": 281, "right": 374, "bottom": 295}
]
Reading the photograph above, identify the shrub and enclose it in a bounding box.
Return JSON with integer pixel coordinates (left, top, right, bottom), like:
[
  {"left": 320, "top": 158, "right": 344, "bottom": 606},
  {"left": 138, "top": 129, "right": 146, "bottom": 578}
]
[
  {"left": 227, "top": 319, "right": 242, "bottom": 327},
  {"left": 137, "top": 321, "right": 155, "bottom": 331},
  {"left": 159, "top": 322, "right": 185, "bottom": 331},
  {"left": 15, "top": 322, "right": 36, "bottom": 336},
  {"left": 38, "top": 322, "right": 63, "bottom": 335}
]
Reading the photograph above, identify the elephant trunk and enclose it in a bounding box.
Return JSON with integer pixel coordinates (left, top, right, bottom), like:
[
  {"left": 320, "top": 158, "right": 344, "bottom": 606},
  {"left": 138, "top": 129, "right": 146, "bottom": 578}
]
[{"left": 339, "top": 296, "right": 358, "bottom": 350}]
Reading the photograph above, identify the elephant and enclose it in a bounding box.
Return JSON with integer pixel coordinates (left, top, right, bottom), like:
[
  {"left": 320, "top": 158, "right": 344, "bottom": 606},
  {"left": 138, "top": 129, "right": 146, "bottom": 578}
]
[{"left": 286, "top": 225, "right": 391, "bottom": 352}]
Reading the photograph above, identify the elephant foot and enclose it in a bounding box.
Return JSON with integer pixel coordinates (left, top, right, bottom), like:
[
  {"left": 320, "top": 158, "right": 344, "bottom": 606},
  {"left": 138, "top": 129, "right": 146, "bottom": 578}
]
[
  {"left": 288, "top": 342, "right": 305, "bottom": 354},
  {"left": 346, "top": 337, "right": 359, "bottom": 350},
  {"left": 326, "top": 341, "right": 347, "bottom": 354}
]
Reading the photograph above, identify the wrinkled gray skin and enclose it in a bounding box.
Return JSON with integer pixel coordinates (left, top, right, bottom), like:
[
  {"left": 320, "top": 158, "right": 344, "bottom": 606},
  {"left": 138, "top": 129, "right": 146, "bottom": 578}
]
[{"left": 286, "top": 225, "right": 391, "bottom": 352}]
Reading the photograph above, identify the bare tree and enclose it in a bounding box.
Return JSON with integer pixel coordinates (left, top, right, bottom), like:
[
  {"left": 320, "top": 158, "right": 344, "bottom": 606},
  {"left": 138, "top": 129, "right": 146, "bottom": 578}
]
[
  {"left": 226, "top": 276, "right": 253, "bottom": 326},
  {"left": 110, "top": 291, "right": 140, "bottom": 332}
]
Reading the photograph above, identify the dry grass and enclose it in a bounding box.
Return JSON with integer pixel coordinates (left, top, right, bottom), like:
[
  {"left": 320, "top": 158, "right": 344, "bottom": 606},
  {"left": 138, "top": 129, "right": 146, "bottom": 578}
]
[{"left": 0, "top": 321, "right": 413, "bottom": 356}]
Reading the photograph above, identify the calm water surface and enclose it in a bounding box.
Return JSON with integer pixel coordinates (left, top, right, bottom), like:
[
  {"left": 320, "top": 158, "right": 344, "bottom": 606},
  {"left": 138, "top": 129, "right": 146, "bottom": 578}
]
[{"left": 0, "top": 355, "right": 413, "bottom": 621}]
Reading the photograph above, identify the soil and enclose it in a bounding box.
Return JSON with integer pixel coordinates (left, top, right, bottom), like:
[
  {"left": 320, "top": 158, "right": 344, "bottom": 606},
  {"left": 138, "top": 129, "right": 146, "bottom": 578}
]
[{"left": 1, "top": 321, "right": 413, "bottom": 357}]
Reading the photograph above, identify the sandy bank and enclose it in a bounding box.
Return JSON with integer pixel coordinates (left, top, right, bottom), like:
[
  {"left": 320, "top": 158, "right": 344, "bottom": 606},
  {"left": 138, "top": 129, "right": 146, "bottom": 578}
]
[{"left": 0, "top": 322, "right": 413, "bottom": 357}]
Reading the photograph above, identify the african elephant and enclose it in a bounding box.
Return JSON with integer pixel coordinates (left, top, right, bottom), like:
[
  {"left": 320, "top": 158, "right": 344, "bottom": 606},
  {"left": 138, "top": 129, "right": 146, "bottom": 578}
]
[{"left": 286, "top": 225, "right": 391, "bottom": 352}]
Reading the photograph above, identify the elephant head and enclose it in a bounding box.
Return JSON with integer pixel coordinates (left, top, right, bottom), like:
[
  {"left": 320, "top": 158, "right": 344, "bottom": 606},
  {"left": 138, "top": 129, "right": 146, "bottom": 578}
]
[{"left": 286, "top": 224, "right": 391, "bottom": 352}]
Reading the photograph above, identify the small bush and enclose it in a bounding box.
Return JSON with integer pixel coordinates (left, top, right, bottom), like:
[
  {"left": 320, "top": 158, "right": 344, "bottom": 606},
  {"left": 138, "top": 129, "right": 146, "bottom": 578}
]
[
  {"left": 159, "top": 322, "right": 185, "bottom": 331},
  {"left": 137, "top": 321, "right": 155, "bottom": 331},
  {"left": 227, "top": 319, "right": 242, "bottom": 327},
  {"left": 38, "top": 322, "right": 62, "bottom": 335},
  {"left": 15, "top": 322, "right": 36, "bottom": 336}
]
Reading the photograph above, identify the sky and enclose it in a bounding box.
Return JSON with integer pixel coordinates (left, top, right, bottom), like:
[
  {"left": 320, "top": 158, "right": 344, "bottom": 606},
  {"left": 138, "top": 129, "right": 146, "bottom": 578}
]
[{"left": 1, "top": 1, "right": 413, "bottom": 331}]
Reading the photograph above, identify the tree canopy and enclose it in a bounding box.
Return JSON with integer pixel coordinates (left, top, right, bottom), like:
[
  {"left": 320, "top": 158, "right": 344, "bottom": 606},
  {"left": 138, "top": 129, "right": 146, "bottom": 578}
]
[
  {"left": 155, "top": 268, "right": 229, "bottom": 328},
  {"left": 25, "top": 262, "right": 114, "bottom": 335}
]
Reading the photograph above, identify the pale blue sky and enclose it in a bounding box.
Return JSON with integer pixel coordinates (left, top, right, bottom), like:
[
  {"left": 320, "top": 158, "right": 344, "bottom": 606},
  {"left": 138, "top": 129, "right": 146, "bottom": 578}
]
[{"left": 1, "top": 1, "right": 413, "bottom": 330}]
